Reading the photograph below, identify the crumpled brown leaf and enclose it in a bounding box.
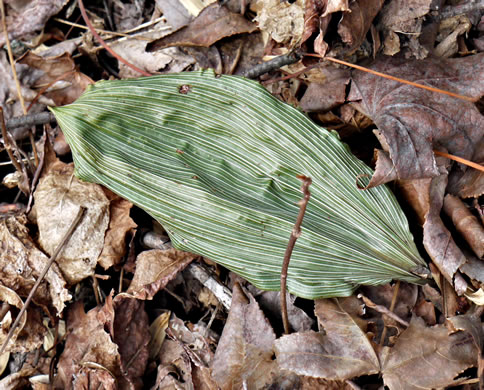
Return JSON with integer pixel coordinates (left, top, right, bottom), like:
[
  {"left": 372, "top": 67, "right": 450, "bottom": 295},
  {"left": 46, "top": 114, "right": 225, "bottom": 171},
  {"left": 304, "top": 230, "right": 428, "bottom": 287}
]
[
  {"left": 18, "top": 51, "right": 93, "bottom": 106},
  {"left": 377, "top": 0, "right": 432, "bottom": 57},
  {"left": 274, "top": 298, "right": 379, "bottom": 379},
  {"left": 381, "top": 316, "right": 477, "bottom": 389},
  {"left": 0, "top": 0, "right": 67, "bottom": 47},
  {"left": 348, "top": 53, "right": 484, "bottom": 187},
  {"left": 127, "top": 248, "right": 197, "bottom": 299},
  {"left": 55, "top": 293, "right": 150, "bottom": 390},
  {"left": 32, "top": 161, "right": 110, "bottom": 284},
  {"left": 0, "top": 215, "right": 71, "bottom": 314},
  {"left": 337, "top": 0, "right": 384, "bottom": 55},
  {"left": 443, "top": 194, "right": 484, "bottom": 258},
  {"left": 153, "top": 312, "right": 217, "bottom": 389},
  {"left": 97, "top": 189, "right": 137, "bottom": 270},
  {"left": 148, "top": 3, "right": 257, "bottom": 52},
  {"left": 212, "top": 284, "right": 278, "bottom": 388}
]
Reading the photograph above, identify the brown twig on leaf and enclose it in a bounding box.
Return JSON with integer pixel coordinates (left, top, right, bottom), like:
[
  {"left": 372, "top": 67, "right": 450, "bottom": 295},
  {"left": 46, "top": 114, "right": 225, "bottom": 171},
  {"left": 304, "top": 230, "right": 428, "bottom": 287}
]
[
  {"left": 434, "top": 150, "right": 484, "bottom": 172},
  {"left": 0, "top": 207, "right": 86, "bottom": 355},
  {"left": 304, "top": 53, "right": 476, "bottom": 103},
  {"left": 77, "top": 0, "right": 151, "bottom": 77},
  {"left": 281, "top": 175, "right": 312, "bottom": 334}
]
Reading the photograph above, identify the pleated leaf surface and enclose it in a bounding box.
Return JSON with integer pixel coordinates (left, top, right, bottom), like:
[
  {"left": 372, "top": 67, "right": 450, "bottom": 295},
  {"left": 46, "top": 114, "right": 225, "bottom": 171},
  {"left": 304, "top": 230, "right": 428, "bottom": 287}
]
[{"left": 50, "top": 70, "right": 427, "bottom": 299}]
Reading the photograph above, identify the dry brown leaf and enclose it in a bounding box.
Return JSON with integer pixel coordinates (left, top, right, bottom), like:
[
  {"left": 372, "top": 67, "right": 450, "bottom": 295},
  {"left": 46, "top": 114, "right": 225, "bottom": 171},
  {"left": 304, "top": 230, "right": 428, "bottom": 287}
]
[
  {"left": 349, "top": 54, "right": 484, "bottom": 187},
  {"left": 153, "top": 312, "right": 216, "bottom": 389},
  {"left": 443, "top": 194, "right": 484, "bottom": 258},
  {"left": 32, "top": 161, "right": 110, "bottom": 284},
  {"left": 423, "top": 172, "right": 468, "bottom": 294},
  {"left": 274, "top": 298, "right": 379, "bottom": 379},
  {"left": 54, "top": 302, "right": 121, "bottom": 389},
  {"left": 127, "top": 248, "right": 197, "bottom": 299},
  {"left": 246, "top": 287, "right": 314, "bottom": 332},
  {"left": 148, "top": 3, "right": 257, "bottom": 51},
  {"left": 0, "top": 0, "right": 67, "bottom": 47},
  {"left": 447, "top": 138, "right": 484, "bottom": 198},
  {"left": 212, "top": 283, "right": 279, "bottom": 389},
  {"left": 18, "top": 52, "right": 93, "bottom": 106},
  {"left": 0, "top": 215, "right": 71, "bottom": 314},
  {"left": 337, "top": 0, "right": 384, "bottom": 55},
  {"left": 299, "top": 66, "right": 350, "bottom": 112},
  {"left": 109, "top": 294, "right": 150, "bottom": 389},
  {"left": 381, "top": 316, "right": 477, "bottom": 389},
  {"left": 377, "top": 0, "right": 432, "bottom": 57},
  {"left": 56, "top": 294, "right": 149, "bottom": 390},
  {"left": 97, "top": 189, "right": 137, "bottom": 270}
]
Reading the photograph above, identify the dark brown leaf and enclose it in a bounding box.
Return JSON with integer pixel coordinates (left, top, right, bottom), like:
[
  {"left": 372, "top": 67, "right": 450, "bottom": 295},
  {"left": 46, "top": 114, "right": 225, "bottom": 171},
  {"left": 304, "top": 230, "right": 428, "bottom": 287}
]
[
  {"left": 148, "top": 3, "right": 257, "bottom": 51},
  {"left": 299, "top": 66, "right": 350, "bottom": 112},
  {"left": 55, "top": 302, "right": 121, "bottom": 390},
  {"left": 97, "top": 189, "right": 137, "bottom": 270},
  {"left": 274, "top": 299, "right": 379, "bottom": 379},
  {"left": 337, "top": 0, "right": 384, "bottom": 55},
  {"left": 18, "top": 52, "right": 93, "bottom": 106},
  {"left": 381, "top": 316, "right": 477, "bottom": 389},
  {"left": 443, "top": 194, "right": 484, "bottom": 258},
  {"left": 348, "top": 54, "right": 484, "bottom": 186}
]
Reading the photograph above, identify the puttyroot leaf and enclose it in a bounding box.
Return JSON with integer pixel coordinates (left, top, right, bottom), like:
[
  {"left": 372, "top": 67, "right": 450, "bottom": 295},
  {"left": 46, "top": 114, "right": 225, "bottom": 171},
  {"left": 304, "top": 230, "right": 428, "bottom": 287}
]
[{"left": 50, "top": 70, "right": 427, "bottom": 299}]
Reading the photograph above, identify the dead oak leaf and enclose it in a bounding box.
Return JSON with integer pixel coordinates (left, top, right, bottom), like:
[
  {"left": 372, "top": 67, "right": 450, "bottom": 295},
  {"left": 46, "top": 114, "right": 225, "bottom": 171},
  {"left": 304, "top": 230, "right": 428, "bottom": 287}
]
[
  {"left": 348, "top": 54, "right": 484, "bottom": 187},
  {"left": 147, "top": 3, "right": 257, "bottom": 52},
  {"left": 381, "top": 316, "right": 477, "bottom": 389},
  {"left": 274, "top": 298, "right": 379, "bottom": 380}
]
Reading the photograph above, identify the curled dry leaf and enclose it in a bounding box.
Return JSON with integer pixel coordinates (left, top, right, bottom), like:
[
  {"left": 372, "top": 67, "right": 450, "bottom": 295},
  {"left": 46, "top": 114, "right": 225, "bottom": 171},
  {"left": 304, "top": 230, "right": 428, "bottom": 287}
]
[
  {"left": 252, "top": 0, "right": 305, "bottom": 47},
  {"left": 212, "top": 283, "right": 280, "bottom": 389},
  {"left": 154, "top": 312, "right": 217, "bottom": 389},
  {"left": 377, "top": 0, "right": 432, "bottom": 57},
  {"left": 127, "top": 248, "right": 197, "bottom": 300},
  {"left": 0, "top": 215, "right": 71, "bottom": 314},
  {"left": 349, "top": 53, "right": 484, "bottom": 187},
  {"left": 0, "top": 0, "right": 67, "bottom": 47},
  {"left": 0, "top": 285, "right": 27, "bottom": 353},
  {"left": 274, "top": 298, "right": 379, "bottom": 380},
  {"left": 18, "top": 51, "right": 93, "bottom": 106},
  {"left": 381, "top": 316, "right": 477, "bottom": 390},
  {"left": 56, "top": 294, "right": 149, "bottom": 390},
  {"left": 148, "top": 3, "right": 257, "bottom": 51},
  {"left": 32, "top": 161, "right": 110, "bottom": 284},
  {"left": 443, "top": 194, "right": 484, "bottom": 258},
  {"left": 337, "top": 0, "right": 384, "bottom": 55},
  {"left": 97, "top": 189, "right": 137, "bottom": 270},
  {"left": 55, "top": 302, "right": 120, "bottom": 390}
]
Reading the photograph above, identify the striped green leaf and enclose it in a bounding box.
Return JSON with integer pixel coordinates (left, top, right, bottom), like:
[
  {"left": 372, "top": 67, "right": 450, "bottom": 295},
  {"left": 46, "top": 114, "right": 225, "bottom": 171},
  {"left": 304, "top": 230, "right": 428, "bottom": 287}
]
[{"left": 50, "top": 70, "right": 427, "bottom": 299}]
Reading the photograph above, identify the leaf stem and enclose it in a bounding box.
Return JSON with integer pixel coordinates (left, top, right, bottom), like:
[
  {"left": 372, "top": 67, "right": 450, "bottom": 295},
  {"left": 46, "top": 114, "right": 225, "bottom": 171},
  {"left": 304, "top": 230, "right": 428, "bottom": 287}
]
[{"left": 281, "top": 175, "right": 312, "bottom": 334}]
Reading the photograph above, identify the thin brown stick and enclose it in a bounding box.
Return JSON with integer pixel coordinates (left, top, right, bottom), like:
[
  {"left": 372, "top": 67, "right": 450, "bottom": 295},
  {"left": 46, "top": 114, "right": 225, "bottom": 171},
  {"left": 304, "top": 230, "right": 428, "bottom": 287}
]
[
  {"left": 434, "top": 150, "right": 484, "bottom": 172},
  {"left": 377, "top": 280, "right": 401, "bottom": 348},
  {"left": 0, "top": 0, "right": 26, "bottom": 113},
  {"left": 0, "top": 207, "right": 86, "bottom": 355},
  {"left": 77, "top": 0, "right": 151, "bottom": 77},
  {"left": 304, "top": 53, "right": 476, "bottom": 103},
  {"left": 0, "top": 107, "right": 22, "bottom": 173},
  {"left": 281, "top": 175, "right": 312, "bottom": 334}
]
